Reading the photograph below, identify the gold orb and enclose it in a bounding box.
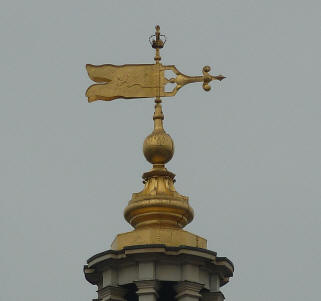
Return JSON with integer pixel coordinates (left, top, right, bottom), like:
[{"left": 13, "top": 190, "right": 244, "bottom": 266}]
[
  {"left": 203, "top": 83, "right": 211, "bottom": 91},
  {"left": 143, "top": 129, "right": 174, "bottom": 164},
  {"left": 203, "top": 65, "right": 211, "bottom": 72}
]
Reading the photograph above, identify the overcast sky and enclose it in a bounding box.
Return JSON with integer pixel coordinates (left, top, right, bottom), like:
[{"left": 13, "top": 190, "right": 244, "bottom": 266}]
[{"left": 1, "top": 1, "right": 320, "bottom": 301}]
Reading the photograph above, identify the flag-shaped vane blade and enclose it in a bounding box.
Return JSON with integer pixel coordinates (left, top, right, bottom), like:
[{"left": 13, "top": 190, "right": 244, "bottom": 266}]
[
  {"left": 86, "top": 64, "right": 225, "bottom": 102},
  {"left": 86, "top": 64, "right": 160, "bottom": 102}
]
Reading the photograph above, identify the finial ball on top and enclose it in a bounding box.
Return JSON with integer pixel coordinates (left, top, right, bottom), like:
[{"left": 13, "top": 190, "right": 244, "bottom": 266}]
[{"left": 143, "top": 130, "right": 174, "bottom": 165}]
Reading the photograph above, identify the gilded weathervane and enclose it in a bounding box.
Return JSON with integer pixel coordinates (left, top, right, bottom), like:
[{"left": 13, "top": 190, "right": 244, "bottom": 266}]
[
  {"left": 84, "top": 26, "right": 234, "bottom": 294},
  {"left": 85, "top": 26, "right": 226, "bottom": 250},
  {"left": 86, "top": 25, "right": 225, "bottom": 102}
]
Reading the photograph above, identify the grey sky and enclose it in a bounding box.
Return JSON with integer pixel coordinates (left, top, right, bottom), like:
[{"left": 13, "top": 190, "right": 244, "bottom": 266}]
[{"left": 1, "top": 1, "right": 320, "bottom": 300}]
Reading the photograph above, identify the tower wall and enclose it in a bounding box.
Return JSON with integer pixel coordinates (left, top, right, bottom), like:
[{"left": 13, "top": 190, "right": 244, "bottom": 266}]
[{"left": 84, "top": 245, "right": 233, "bottom": 301}]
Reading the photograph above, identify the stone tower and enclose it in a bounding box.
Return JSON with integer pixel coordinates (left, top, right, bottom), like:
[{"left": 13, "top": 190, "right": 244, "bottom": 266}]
[{"left": 84, "top": 26, "right": 234, "bottom": 301}]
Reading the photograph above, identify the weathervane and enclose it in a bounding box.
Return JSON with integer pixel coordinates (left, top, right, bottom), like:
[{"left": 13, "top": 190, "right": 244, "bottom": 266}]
[
  {"left": 84, "top": 26, "right": 227, "bottom": 251},
  {"left": 86, "top": 25, "right": 225, "bottom": 103},
  {"left": 84, "top": 27, "right": 234, "bottom": 297}
]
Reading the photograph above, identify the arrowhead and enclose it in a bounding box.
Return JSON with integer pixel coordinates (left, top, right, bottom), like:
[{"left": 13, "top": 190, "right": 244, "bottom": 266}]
[{"left": 216, "top": 75, "right": 226, "bottom": 81}]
